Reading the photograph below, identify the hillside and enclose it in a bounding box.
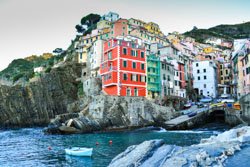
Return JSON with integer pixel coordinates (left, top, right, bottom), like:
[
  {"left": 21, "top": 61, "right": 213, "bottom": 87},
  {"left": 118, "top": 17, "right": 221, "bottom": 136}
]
[{"left": 184, "top": 21, "right": 250, "bottom": 43}]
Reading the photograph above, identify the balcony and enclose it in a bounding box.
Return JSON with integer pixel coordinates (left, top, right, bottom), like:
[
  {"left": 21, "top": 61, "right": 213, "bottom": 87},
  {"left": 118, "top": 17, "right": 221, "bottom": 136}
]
[{"left": 100, "top": 66, "right": 118, "bottom": 74}]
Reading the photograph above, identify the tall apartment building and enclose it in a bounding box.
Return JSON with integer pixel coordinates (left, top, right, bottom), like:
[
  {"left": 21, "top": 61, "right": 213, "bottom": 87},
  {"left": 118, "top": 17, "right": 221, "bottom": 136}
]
[{"left": 100, "top": 38, "right": 147, "bottom": 96}]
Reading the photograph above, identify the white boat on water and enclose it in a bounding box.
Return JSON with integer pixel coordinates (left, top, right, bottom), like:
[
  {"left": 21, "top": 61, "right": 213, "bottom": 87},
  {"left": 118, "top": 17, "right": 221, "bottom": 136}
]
[{"left": 65, "top": 147, "right": 93, "bottom": 157}]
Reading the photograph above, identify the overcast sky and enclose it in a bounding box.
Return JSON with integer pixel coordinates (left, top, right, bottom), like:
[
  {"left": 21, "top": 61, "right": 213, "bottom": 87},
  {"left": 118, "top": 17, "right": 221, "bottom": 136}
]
[{"left": 0, "top": 0, "right": 249, "bottom": 71}]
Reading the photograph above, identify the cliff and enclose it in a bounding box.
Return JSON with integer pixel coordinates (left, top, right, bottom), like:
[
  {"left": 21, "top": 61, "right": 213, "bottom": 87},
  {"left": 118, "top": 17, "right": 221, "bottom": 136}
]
[
  {"left": 44, "top": 95, "right": 179, "bottom": 134},
  {"left": 0, "top": 62, "right": 84, "bottom": 128}
]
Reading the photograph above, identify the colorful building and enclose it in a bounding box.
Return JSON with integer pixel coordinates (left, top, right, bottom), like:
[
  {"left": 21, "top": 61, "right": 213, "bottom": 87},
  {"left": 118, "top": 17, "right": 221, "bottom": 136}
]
[
  {"left": 100, "top": 38, "right": 147, "bottom": 96},
  {"left": 144, "top": 22, "right": 163, "bottom": 37},
  {"left": 147, "top": 54, "right": 161, "bottom": 99},
  {"left": 110, "top": 19, "right": 129, "bottom": 38}
]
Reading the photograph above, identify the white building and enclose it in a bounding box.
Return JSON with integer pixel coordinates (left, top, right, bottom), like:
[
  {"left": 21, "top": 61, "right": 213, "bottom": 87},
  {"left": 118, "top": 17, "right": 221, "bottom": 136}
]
[
  {"left": 192, "top": 60, "right": 218, "bottom": 98},
  {"left": 88, "top": 39, "right": 104, "bottom": 77},
  {"left": 101, "top": 12, "right": 119, "bottom": 22}
]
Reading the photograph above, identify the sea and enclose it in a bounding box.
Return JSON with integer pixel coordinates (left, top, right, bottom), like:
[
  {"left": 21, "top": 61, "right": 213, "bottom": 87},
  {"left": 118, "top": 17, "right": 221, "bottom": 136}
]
[{"left": 0, "top": 123, "right": 249, "bottom": 167}]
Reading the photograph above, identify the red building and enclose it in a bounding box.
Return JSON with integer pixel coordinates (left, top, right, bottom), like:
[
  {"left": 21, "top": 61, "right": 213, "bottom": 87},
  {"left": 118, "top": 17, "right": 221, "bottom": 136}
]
[
  {"left": 178, "top": 63, "right": 186, "bottom": 89},
  {"left": 111, "top": 19, "right": 129, "bottom": 38},
  {"left": 100, "top": 38, "right": 146, "bottom": 96}
]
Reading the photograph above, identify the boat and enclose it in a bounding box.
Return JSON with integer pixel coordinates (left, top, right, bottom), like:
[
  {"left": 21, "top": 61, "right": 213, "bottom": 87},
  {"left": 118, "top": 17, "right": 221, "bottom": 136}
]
[
  {"left": 188, "top": 112, "right": 197, "bottom": 117},
  {"left": 65, "top": 147, "right": 93, "bottom": 157}
]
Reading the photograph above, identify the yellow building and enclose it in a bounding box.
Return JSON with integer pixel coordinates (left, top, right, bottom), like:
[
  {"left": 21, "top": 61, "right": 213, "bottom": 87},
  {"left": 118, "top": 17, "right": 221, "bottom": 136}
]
[
  {"left": 97, "top": 20, "right": 111, "bottom": 30},
  {"left": 203, "top": 47, "right": 215, "bottom": 54},
  {"left": 129, "top": 28, "right": 168, "bottom": 46},
  {"left": 78, "top": 45, "right": 90, "bottom": 63},
  {"left": 144, "top": 22, "right": 163, "bottom": 37}
]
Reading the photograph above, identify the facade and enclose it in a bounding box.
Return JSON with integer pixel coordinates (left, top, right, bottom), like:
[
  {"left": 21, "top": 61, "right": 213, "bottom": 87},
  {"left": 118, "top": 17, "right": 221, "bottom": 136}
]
[
  {"left": 97, "top": 20, "right": 111, "bottom": 30},
  {"left": 144, "top": 22, "right": 163, "bottom": 37},
  {"left": 147, "top": 54, "right": 161, "bottom": 99},
  {"left": 78, "top": 45, "right": 90, "bottom": 63},
  {"left": 241, "top": 52, "right": 250, "bottom": 95},
  {"left": 192, "top": 61, "right": 218, "bottom": 98},
  {"left": 160, "top": 59, "right": 174, "bottom": 96},
  {"left": 110, "top": 19, "right": 129, "bottom": 38},
  {"left": 88, "top": 39, "right": 104, "bottom": 76},
  {"left": 101, "top": 12, "right": 119, "bottom": 22},
  {"left": 100, "top": 38, "right": 147, "bottom": 96},
  {"left": 128, "top": 18, "right": 146, "bottom": 28}
]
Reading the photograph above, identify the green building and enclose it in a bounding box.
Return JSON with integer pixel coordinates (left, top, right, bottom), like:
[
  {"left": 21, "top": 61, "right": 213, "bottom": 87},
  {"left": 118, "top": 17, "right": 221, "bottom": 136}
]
[{"left": 147, "top": 54, "right": 161, "bottom": 99}]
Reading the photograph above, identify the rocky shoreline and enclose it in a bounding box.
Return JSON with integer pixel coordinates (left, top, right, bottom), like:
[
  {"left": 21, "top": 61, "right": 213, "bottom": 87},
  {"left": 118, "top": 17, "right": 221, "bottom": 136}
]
[
  {"left": 108, "top": 126, "right": 250, "bottom": 167},
  {"left": 44, "top": 95, "right": 179, "bottom": 134}
]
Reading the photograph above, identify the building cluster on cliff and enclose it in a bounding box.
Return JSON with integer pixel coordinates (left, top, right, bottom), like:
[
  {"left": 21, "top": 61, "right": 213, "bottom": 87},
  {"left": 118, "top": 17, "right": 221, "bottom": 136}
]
[{"left": 70, "top": 12, "right": 250, "bottom": 101}]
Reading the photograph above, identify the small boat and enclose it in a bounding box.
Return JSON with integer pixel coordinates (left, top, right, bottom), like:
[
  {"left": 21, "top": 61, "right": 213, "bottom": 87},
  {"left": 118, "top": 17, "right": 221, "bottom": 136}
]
[
  {"left": 65, "top": 147, "right": 93, "bottom": 157},
  {"left": 188, "top": 112, "right": 197, "bottom": 117}
]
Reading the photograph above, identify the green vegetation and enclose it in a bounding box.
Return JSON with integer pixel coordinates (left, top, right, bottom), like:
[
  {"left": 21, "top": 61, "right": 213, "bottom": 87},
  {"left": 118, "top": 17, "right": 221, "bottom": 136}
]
[
  {"left": 184, "top": 22, "right": 250, "bottom": 43},
  {"left": 0, "top": 53, "right": 65, "bottom": 83},
  {"left": 80, "top": 13, "right": 101, "bottom": 27},
  {"left": 77, "top": 82, "right": 84, "bottom": 97}
]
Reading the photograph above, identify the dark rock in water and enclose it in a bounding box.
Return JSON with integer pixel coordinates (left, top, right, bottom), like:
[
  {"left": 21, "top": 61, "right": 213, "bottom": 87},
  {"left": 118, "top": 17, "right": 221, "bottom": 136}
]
[{"left": 0, "top": 63, "right": 84, "bottom": 128}]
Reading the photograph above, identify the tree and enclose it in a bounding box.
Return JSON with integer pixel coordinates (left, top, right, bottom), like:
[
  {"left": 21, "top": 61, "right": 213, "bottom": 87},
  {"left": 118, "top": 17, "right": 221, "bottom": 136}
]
[
  {"left": 53, "top": 48, "right": 64, "bottom": 54},
  {"left": 75, "top": 24, "right": 85, "bottom": 33},
  {"left": 80, "top": 13, "right": 101, "bottom": 27}
]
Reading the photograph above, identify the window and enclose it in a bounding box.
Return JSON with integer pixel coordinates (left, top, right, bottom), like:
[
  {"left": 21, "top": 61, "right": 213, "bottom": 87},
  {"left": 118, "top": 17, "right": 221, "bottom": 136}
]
[
  {"left": 221, "top": 71, "right": 223, "bottom": 75},
  {"left": 167, "top": 66, "right": 170, "bottom": 71},
  {"left": 175, "top": 80, "right": 178, "bottom": 86},
  {"left": 141, "top": 75, "right": 146, "bottom": 82},
  {"left": 131, "top": 50, "right": 136, "bottom": 56},
  {"left": 176, "top": 72, "right": 179, "bottom": 76},
  {"left": 164, "top": 86, "right": 167, "bottom": 96},
  {"left": 197, "top": 70, "right": 200, "bottom": 73},
  {"left": 226, "top": 70, "right": 228, "bottom": 75},
  {"left": 141, "top": 63, "right": 145, "bottom": 70},
  {"left": 204, "top": 75, "right": 207, "bottom": 80},
  {"left": 167, "top": 75, "right": 170, "bottom": 81},
  {"left": 162, "top": 63, "right": 165, "bottom": 69},
  {"left": 221, "top": 77, "right": 223, "bottom": 80},
  {"left": 123, "top": 60, "right": 127, "bottom": 67},
  {"left": 126, "top": 87, "right": 131, "bottom": 96},
  {"left": 204, "top": 84, "right": 206, "bottom": 88},
  {"left": 163, "top": 74, "right": 166, "bottom": 80},
  {"left": 141, "top": 52, "right": 144, "bottom": 58},
  {"left": 198, "top": 76, "right": 200, "bottom": 80},
  {"left": 108, "top": 42, "right": 111, "bottom": 47},
  {"left": 132, "top": 62, "right": 136, "bottom": 69},
  {"left": 203, "top": 69, "right": 206, "bottom": 73},
  {"left": 108, "top": 52, "right": 112, "bottom": 60},
  {"left": 123, "top": 48, "right": 127, "bottom": 55},
  {"left": 132, "top": 74, "right": 137, "bottom": 81},
  {"left": 134, "top": 88, "right": 138, "bottom": 96},
  {"left": 123, "top": 74, "right": 127, "bottom": 80},
  {"left": 196, "top": 63, "right": 199, "bottom": 67}
]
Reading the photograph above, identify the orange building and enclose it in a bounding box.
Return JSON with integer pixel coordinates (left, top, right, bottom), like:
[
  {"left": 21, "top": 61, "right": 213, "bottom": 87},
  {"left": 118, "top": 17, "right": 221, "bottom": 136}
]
[
  {"left": 110, "top": 19, "right": 129, "bottom": 38},
  {"left": 100, "top": 38, "right": 147, "bottom": 96}
]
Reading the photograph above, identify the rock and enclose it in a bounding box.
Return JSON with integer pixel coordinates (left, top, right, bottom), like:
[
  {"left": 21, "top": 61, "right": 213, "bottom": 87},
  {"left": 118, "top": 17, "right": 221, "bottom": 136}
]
[
  {"left": 108, "top": 126, "right": 250, "bottom": 167},
  {"left": 108, "top": 140, "right": 165, "bottom": 167},
  {"left": 0, "top": 62, "right": 85, "bottom": 128},
  {"left": 45, "top": 95, "right": 179, "bottom": 134},
  {"left": 58, "top": 125, "right": 80, "bottom": 134}
]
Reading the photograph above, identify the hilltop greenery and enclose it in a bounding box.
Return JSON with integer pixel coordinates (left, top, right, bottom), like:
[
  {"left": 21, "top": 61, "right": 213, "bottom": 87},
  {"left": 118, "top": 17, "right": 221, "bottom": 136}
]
[
  {"left": 0, "top": 53, "right": 65, "bottom": 83},
  {"left": 184, "top": 22, "right": 250, "bottom": 43}
]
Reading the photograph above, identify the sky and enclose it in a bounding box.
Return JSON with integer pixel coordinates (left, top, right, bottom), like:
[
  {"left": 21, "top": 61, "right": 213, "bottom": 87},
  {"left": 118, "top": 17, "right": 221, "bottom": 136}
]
[{"left": 0, "top": 0, "right": 249, "bottom": 71}]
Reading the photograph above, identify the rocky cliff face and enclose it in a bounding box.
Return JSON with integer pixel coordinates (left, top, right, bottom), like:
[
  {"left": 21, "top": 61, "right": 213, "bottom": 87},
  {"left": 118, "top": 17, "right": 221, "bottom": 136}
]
[
  {"left": 0, "top": 63, "right": 84, "bottom": 128},
  {"left": 44, "top": 95, "right": 179, "bottom": 134}
]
